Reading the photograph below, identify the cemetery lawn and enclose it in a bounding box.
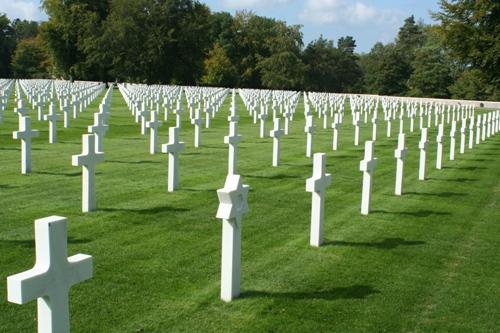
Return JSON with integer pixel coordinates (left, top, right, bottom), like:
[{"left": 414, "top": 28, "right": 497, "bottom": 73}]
[{"left": 1, "top": 90, "right": 500, "bottom": 332}]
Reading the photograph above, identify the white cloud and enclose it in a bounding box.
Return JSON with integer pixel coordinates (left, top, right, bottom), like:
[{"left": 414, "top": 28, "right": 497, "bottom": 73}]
[
  {"left": 221, "top": 0, "right": 292, "bottom": 10},
  {"left": 300, "top": 0, "right": 401, "bottom": 26},
  {"left": 0, "top": 0, "right": 47, "bottom": 21}
]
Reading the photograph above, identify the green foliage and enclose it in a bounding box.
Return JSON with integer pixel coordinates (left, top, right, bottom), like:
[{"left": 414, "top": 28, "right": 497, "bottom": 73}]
[
  {"left": 201, "top": 42, "right": 237, "bottom": 87},
  {"left": 0, "top": 14, "right": 15, "bottom": 77},
  {"left": 433, "top": 0, "right": 500, "bottom": 97},
  {"left": 302, "top": 36, "right": 363, "bottom": 93},
  {"left": 10, "top": 37, "right": 50, "bottom": 78},
  {"left": 360, "top": 43, "right": 409, "bottom": 96}
]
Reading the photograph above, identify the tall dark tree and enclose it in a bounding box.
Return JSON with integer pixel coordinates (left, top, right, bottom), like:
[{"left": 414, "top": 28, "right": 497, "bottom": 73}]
[
  {"left": 0, "top": 14, "right": 15, "bottom": 77},
  {"left": 433, "top": 0, "right": 500, "bottom": 99}
]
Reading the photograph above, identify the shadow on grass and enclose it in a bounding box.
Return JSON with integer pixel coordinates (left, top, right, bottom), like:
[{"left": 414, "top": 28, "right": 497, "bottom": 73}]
[
  {"left": 35, "top": 171, "right": 82, "bottom": 177},
  {"left": 444, "top": 166, "right": 487, "bottom": 171},
  {"left": 241, "top": 285, "right": 379, "bottom": 301},
  {"left": 183, "top": 188, "right": 216, "bottom": 193},
  {"left": 107, "top": 160, "right": 160, "bottom": 165},
  {"left": 243, "top": 173, "right": 299, "bottom": 180},
  {"left": 324, "top": 238, "right": 425, "bottom": 249},
  {"left": 427, "top": 177, "right": 478, "bottom": 182},
  {"left": 372, "top": 209, "right": 451, "bottom": 217},
  {"left": 0, "top": 237, "right": 91, "bottom": 248},
  {"left": 405, "top": 191, "right": 467, "bottom": 198},
  {"left": 0, "top": 147, "right": 20, "bottom": 151},
  {"left": 202, "top": 145, "right": 226, "bottom": 150},
  {"left": 0, "top": 184, "right": 18, "bottom": 189},
  {"left": 99, "top": 205, "right": 188, "bottom": 214}
]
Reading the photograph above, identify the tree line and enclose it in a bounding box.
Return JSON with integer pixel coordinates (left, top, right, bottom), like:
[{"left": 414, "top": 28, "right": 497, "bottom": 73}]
[{"left": 0, "top": 0, "right": 498, "bottom": 101}]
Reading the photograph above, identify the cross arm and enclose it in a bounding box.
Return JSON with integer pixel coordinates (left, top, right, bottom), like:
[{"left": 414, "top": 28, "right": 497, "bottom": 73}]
[{"left": 7, "top": 267, "right": 49, "bottom": 304}]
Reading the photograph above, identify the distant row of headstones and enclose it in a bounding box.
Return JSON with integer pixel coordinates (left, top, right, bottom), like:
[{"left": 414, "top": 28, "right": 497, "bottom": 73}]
[{"left": 2, "top": 79, "right": 499, "bottom": 332}]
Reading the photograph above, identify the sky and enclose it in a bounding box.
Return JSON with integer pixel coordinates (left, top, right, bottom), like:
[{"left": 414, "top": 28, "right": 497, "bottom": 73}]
[{"left": 1, "top": 0, "right": 441, "bottom": 53}]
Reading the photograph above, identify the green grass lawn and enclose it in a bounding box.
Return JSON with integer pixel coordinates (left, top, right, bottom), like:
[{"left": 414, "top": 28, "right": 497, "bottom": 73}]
[{"left": 1, "top": 88, "right": 499, "bottom": 332}]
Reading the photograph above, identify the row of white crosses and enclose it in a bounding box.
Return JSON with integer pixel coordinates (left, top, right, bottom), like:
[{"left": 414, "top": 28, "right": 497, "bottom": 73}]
[{"left": 72, "top": 84, "right": 113, "bottom": 212}]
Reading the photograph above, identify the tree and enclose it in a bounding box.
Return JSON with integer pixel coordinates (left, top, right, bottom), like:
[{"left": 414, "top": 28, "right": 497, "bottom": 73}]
[
  {"left": 0, "top": 14, "right": 15, "bottom": 77},
  {"left": 11, "top": 37, "right": 50, "bottom": 78},
  {"left": 257, "top": 21, "right": 305, "bottom": 90},
  {"left": 360, "top": 42, "right": 409, "bottom": 96},
  {"left": 11, "top": 19, "right": 39, "bottom": 41},
  {"left": 433, "top": 0, "right": 500, "bottom": 96},
  {"left": 201, "top": 42, "right": 237, "bottom": 86},
  {"left": 408, "top": 27, "right": 452, "bottom": 98}
]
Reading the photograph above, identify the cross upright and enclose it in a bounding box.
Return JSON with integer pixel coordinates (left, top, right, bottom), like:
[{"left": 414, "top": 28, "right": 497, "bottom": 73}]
[
  {"left": 13, "top": 115, "right": 39, "bottom": 174},
  {"left": 269, "top": 118, "right": 284, "bottom": 167},
  {"left": 14, "top": 99, "right": 30, "bottom": 119},
  {"left": 72, "top": 134, "right": 105, "bottom": 212},
  {"left": 306, "top": 153, "right": 332, "bottom": 247},
  {"left": 449, "top": 120, "right": 457, "bottom": 160},
  {"left": 436, "top": 123, "right": 444, "bottom": 169},
  {"left": 88, "top": 112, "right": 108, "bottom": 153},
  {"left": 139, "top": 103, "right": 149, "bottom": 135},
  {"left": 371, "top": 115, "right": 378, "bottom": 141},
  {"left": 216, "top": 174, "right": 250, "bottom": 302},
  {"left": 43, "top": 103, "right": 59, "bottom": 144},
  {"left": 418, "top": 128, "right": 428, "bottom": 180},
  {"left": 174, "top": 100, "right": 183, "bottom": 128},
  {"left": 284, "top": 106, "right": 293, "bottom": 135},
  {"left": 36, "top": 95, "right": 45, "bottom": 121},
  {"left": 331, "top": 113, "right": 342, "bottom": 151},
  {"left": 304, "top": 114, "right": 315, "bottom": 157},
  {"left": 203, "top": 104, "right": 212, "bottom": 128},
  {"left": 353, "top": 111, "right": 361, "bottom": 146},
  {"left": 394, "top": 133, "right": 408, "bottom": 196},
  {"left": 146, "top": 110, "right": 162, "bottom": 154},
  {"left": 459, "top": 119, "right": 467, "bottom": 154},
  {"left": 258, "top": 110, "right": 268, "bottom": 138},
  {"left": 228, "top": 91, "right": 239, "bottom": 122},
  {"left": 360, "top": 140, "right": 377, "bottom": 215},
  {"left": 476, "top": 114, "right": 481, "bottom": 145},
  {"left": 191, "top": 108, "right": 202, "bottom": 148},
  {"left": 161, "top": 127, "right": 185, "bottom": 192},
  {"left": 468, "top": 116, "right": 475, "bottom": 149},
  {"left": 62, "top": 99, "right": 71, "bottom": 128},
  {"left": 224, "top": 121, "right": 241, "bottom": 175},
  {"left": 7, "top": 216, "right": 92, "bottom": 333}
]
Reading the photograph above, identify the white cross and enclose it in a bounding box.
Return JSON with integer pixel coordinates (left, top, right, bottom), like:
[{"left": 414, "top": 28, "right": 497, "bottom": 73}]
[
  {"left": 269, "top": 118, "right": 284, "bottom": 167},
  {"left": 7, "top": 216, "right": 92, "bottom": 333},
  {"left": 191, "top": 108, "right": 202, "bottom": 148},
  {"left": 284, "top": 107, "right": 293, "bottom": 135},
  {"left": 88, "top": 112, "right": 108, "bottom": 153},
  {"left": 146, "top": 111, "right": 162, "bottom": 154},
  {"left": 418, "top": 128, "right": 428, "bottom": 180},
  {"left": 174, "top": 100, "right": 183, "bottom": 128},
  {"left": 459, "top": 119, "right": 467, "bottom": 154},
  {"left": 43, "top": 103, "right": 59, "bottom": 144},
  {"left": 306, "top": 153, "right": 331, "bottom": 247},
  {"left": 468, "top": 116, "right": 475, "bottom": 149},
  {"left": 436, "top": 123, "right": 444, "bottom": 169},
  {"left": 216, "top": 174, "right": 250, "bottom": 302},
  {"left": 228, "top": 91, "right": 239, "bottom": 122},
  {"left": 449, "top": 120, "right": 457, "bottom": 160},
  {"left": 476, "top": 115, "right": 481, "bottom": 145},
  {"left": 140, "top": 103, "right": 149, "bottom": 135},
  {"left": 304, "top": 114, "right": 315, "bottom": 157},
  {"left": 14, "top": 99, "right": 30, "bottom": 119},
  {"left": 72, "top": 134, "right": 105, "bottom": 212},
  {"left": 331, "top": 113, "right": 342, "bottom": 151},
  {"left": 258, "top": 111, "right": 268, "bottom": 138},
  {"left": 224, "top": 122, "right": 241, "bottom": 175},
  {"left": 161, "top": 127, "right": 185, "bottom": 192},
  {"left": 62, "top": 100, "right": 71, "bottom": 128},
  {"left": 13, "top": 116, "right": 39, "bottom": 174},
  {"left": 394, "top": 133, "right": 408, "bottom": 196},
  {"left": 360, "top": 141, "right": 377, "bottom": 215},
  {"left": 353, "top": 111, "right": 361, "bottom": 146}
]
